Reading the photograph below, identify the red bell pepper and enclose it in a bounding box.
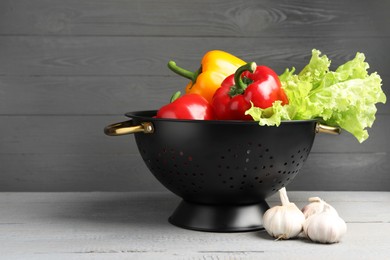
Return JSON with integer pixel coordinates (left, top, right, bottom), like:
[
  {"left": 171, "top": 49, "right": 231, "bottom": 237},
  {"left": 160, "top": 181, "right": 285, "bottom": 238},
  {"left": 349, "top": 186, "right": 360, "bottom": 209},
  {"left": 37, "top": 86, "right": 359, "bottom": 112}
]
[
  {"left": 211, "top": 62, "right": 288, "bottom": 120},
  {"left": 156, "top": 92, "right": 215, "bottom": 120}
]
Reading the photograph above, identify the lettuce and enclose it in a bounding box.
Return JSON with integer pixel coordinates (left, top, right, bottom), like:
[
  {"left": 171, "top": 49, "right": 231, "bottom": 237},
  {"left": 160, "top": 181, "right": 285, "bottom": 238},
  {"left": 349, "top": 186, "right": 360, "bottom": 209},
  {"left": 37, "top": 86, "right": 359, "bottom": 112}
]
[
  {"left": 245, "top": 101, "right": 290, "bottom": 127},
  {"left": 245, "top": 49, "right": 386, "bottom": 143}
]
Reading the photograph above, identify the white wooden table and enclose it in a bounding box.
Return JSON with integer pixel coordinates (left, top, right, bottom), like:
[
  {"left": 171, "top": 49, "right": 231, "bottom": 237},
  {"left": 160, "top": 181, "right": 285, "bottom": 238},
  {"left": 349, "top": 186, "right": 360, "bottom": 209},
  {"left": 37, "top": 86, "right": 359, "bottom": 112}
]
[{"left": 0, "top": 192, "right": 389, "bottom": 259}]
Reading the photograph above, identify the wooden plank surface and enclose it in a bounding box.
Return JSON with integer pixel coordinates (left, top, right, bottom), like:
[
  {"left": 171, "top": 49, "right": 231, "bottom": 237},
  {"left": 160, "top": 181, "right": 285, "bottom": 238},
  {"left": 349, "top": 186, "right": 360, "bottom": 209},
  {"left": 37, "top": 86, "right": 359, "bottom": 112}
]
[
  {"left": 0, "top": 0, "right": 388, "bottom": 37},
  {"left": 0, "top": 75, "right": 388, "bottom": 115},
  {"left": 1, "top": 115, "right": 389, "bottom": 154},
  {"left": 0, "top": 153, "right": 388, "bottom": 191},
  {"left": 0, "top": 76, "right": 178, "bottom": 114},
  {"left": 0, "top": 36, "right": 388, "bottom": 76},
  {"left": 0, "top": 115, "right": 389, "bottom": 191},
  {"left": 0, "top": 192, "right": 389, "bottom": 259}
]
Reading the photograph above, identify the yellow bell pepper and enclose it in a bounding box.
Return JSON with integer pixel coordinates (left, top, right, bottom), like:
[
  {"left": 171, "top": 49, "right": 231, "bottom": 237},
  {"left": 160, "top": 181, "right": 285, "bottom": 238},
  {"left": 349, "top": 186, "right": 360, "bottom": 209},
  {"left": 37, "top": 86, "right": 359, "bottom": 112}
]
[{"left": 167, "top": 50, "right": 246, "bottom": 103}]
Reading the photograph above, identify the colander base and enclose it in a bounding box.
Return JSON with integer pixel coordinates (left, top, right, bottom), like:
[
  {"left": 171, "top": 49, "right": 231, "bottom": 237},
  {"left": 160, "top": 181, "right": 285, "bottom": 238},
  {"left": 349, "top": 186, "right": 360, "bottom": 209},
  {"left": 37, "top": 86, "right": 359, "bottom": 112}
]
[{"left": 168, "top": 200, "right": 269, "bottom": 232}]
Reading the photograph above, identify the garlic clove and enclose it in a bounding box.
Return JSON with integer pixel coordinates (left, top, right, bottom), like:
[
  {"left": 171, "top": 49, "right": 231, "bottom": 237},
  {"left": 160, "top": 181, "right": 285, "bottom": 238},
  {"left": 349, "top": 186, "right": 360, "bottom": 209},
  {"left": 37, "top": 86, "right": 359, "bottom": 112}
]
[
  {"left": 301, "top": 196, "right": 338, "bottom": 219},
  {"left": 263, "top": 187, "right": 305, "bottom": 240},
  {"left": 303, "top": 204, "right": 347, "bottom": 244}
]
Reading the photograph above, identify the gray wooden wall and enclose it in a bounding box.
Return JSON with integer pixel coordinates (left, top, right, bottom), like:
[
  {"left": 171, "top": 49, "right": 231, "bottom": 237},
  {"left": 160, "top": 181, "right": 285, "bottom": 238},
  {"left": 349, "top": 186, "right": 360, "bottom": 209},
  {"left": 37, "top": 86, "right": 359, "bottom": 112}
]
[{"left": 0, "top": 0, "right": 389, "bottom": 191}]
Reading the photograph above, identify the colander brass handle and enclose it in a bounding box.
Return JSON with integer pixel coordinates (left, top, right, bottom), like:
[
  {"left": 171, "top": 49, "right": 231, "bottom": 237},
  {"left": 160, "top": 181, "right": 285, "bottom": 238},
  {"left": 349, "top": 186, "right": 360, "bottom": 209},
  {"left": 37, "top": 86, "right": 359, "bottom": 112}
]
[
  {"left": 104, "top": 120, "right": 154, "bottom": 136},
  {"left": 315, "top": 123, "right": 341, "bottom": 135}
]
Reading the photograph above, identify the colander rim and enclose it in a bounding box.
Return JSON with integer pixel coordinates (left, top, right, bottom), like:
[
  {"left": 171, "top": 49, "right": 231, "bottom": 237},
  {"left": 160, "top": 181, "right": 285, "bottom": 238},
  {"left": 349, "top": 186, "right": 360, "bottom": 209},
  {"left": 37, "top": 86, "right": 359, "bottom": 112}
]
[{"left": 125, "top": 110, "right": 319, "bottom": 125}]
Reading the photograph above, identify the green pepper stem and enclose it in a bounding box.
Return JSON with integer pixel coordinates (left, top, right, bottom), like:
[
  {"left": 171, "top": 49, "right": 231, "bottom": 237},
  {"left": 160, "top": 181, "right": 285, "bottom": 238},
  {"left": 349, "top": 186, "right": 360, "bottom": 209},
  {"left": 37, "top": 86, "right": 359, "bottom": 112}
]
[
  {"left": 167, "top": 61, "right": 201, "bottom": 83},
  {"left": 234, "top": 62, "right": 257, "bottom": 93},
  {"left": 170, "top": 91, "right": 181, "bottom": 103}
]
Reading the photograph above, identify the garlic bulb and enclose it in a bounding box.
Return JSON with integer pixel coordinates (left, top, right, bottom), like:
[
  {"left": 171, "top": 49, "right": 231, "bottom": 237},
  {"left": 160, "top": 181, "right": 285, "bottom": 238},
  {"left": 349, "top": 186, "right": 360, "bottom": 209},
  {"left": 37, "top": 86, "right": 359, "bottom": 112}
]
[
  {"left": 263, "top": 187, "right": 305, "bottom": 240},
  {"left": 302, "top": 197, "right": 338, "bottom": 218},
  {"left": 303, "top": 204, "right": 347, "bottom": 244}
]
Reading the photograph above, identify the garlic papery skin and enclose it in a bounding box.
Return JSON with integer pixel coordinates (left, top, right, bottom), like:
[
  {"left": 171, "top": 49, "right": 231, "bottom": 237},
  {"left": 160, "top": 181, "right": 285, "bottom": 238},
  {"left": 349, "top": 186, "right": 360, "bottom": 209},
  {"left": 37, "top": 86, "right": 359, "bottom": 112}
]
[
  {"left": 301, "top": 197, "right": 338, "bottom": 219},
  {"left": 263, "top": 187, "right": 305, "bottom": 240},
  {"left": 303, "top": 205, "right": 347, "bottom": 244}
]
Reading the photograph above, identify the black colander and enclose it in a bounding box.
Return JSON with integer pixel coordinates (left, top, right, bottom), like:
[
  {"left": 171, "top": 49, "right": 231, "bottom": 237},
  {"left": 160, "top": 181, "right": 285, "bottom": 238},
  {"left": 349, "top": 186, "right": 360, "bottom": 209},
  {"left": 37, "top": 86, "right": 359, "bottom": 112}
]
[{"left": 104, "top": 110, "right": 339, "bottom": 232}]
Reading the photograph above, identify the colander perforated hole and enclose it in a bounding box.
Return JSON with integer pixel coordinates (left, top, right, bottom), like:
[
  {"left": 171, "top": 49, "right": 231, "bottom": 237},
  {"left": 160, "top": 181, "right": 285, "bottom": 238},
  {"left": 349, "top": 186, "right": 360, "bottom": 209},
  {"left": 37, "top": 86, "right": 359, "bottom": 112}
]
[
  {"left": 148, "top": 147, "right": 210, "bottom": 194},
  {"left": 150, "top": 141, "right": 311, "bottom": 195}
]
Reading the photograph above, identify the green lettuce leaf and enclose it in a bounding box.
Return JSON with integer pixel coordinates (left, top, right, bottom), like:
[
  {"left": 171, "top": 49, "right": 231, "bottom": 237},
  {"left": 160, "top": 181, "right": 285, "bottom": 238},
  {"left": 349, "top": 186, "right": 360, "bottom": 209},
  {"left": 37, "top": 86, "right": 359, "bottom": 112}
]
[
  {"left": 245, "top": 101, "right": 290, "bottom": 126},
  {"left": 245, "top": 49, "right": 386, "bottom": 143}
]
